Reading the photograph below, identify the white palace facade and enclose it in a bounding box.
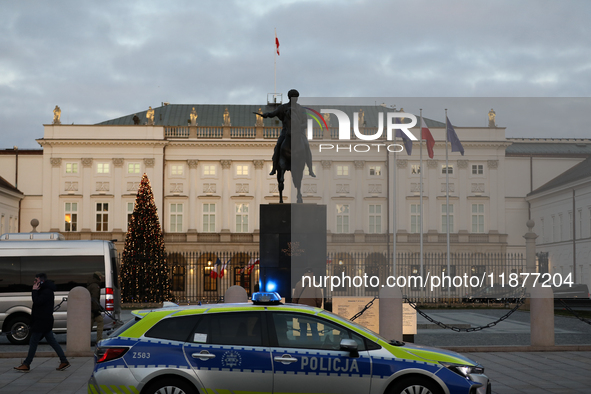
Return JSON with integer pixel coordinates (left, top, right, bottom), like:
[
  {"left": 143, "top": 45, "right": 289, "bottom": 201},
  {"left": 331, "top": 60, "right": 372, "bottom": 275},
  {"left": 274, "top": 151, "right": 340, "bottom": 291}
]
[{"left": 1, "top": 102, "right": 590, "bottom": 289}]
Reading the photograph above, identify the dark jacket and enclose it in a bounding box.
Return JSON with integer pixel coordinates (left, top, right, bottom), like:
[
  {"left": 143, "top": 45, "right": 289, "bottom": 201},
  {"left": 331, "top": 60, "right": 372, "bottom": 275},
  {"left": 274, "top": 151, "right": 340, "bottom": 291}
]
[
  {"left": 30, "top": 280, "right": 56, "bottom": 333},
  {"left": 87, "top": 278, "right": 102, "bottom": 318}
]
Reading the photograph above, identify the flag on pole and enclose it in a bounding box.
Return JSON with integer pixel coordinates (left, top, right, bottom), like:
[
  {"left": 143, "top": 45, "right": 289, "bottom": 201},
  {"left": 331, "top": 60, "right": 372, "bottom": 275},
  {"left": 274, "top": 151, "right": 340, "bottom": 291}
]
[
  {"left": 275, "top": 32, "right": 280, "bottom": 55},
  {"left": 210, "top": 257, "right": 222, "bottom": 279},
  {"left": 219, "top": 258, "right": 230, "bottom": 278},
  {"left": 446, "top": 116, "right": 464, "bottom": 155},
  {"left": 247, "top": 259, "right": 260, "bottom": 274},
  {"left": 395, "top": 116, "right": 413, "bottom": 155},
  {"left": 420, "top": 115, "right": 435, "bottom": 159}
]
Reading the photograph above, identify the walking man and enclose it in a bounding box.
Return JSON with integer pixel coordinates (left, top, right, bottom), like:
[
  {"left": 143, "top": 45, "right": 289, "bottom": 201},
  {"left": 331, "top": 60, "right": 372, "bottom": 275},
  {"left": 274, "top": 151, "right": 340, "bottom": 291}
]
[{"left": 14, "top": 273, "right": 70, "bottom": 372}]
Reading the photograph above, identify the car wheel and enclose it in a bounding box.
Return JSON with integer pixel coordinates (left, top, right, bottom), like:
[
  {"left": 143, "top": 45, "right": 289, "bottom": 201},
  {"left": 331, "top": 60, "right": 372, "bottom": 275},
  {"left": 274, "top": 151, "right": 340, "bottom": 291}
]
[
  {"left": 389, "top": 376, "right": 443, "bottom": 394},
  {"left": 143, "top": 378, "right": 197, "bottom": 394},
  {"left": 6, "top": 315, "right": 31, "bottom": 345}
]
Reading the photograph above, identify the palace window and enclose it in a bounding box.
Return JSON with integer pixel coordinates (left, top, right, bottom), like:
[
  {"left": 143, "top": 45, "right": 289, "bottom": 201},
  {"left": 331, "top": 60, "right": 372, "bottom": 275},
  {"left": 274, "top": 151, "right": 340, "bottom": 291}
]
[
  {"left": 336, "top": 165, "right": 349, "bottom": 176},
  {"left": 236, "top": 165, "right": 249, "bottom": 176},
  {"left": 171, "top": 165, "right": 184, "bottom": 176},
  {"left": 336, "top": 204, "right": 350, "bottom": 233},
  {"left": 95, "top": 202, "right": 109, "bottom": 231},
  {"left": 127, "top": 163, "right": 140, "bottom": 174},
  {"left": 235, "top": 203, "right": 249, "bottom": 233},
  {"left": 170, "top": 203, "right": 183, "bottom": 232},
  {"left": 203, "top": 204, "right": 216, "bottom": 232},
  {"left": 410, "top": 204, "right": 421, "bottom": 233},
  {"left": 442, "top": 203, "right": 454, "bottom": 233},
  {"left": 369, "top": 165, "right": 381, "bottom": 176},
  {"left": 471, "top": 204, "right": 484, "bottom": 233},
  {"left": 97, "top": 163, "right": 110, "bottom": 174},
  {"left": 203, "top": 165, "right": 216, "bottom": 176},
  {"left": 64, "top": 202, "right": 78, "bottom": 232},
  {"left": 65, "top": 163, "right": 78, "bottom": 174},
  {"left": 368, "top": 204, "right": 382, "bottom": 233}
]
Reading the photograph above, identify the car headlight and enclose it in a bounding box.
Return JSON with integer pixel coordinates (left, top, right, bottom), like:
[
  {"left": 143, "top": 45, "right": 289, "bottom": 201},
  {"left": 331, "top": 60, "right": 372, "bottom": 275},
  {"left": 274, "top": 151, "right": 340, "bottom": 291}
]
[{"left": 440, "top": 362, "right": 484, "bottom": 378}]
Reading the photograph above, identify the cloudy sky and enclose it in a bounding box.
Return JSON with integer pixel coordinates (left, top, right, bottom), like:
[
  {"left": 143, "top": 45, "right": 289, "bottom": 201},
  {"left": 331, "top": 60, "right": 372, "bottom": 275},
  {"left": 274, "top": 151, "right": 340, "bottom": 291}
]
[{"left": 1, "top": 0, "right": 590, "bottom": 149}]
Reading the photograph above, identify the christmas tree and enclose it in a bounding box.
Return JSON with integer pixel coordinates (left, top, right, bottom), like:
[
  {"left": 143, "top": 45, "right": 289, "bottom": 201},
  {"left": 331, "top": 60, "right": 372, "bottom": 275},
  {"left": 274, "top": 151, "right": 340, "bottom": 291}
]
[{"left": 121, "top": 173, "right": 171, "bottom": 303}]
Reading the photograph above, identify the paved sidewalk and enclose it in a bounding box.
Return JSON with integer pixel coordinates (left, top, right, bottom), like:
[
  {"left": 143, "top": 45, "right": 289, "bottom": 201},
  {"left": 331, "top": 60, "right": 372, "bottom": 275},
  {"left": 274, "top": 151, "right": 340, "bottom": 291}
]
[
  {"left": 1, "top": 352, "right": 591, "bottom": 393},
  {"left": 0, "top": 357, "right": 92, "bottom": 394}
]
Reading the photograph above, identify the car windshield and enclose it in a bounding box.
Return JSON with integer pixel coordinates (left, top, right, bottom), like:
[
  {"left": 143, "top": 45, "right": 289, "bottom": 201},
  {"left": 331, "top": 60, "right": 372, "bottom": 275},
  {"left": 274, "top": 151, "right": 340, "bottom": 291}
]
[{"left": 318, "top": 309, "right": 391, "bottom": 344}]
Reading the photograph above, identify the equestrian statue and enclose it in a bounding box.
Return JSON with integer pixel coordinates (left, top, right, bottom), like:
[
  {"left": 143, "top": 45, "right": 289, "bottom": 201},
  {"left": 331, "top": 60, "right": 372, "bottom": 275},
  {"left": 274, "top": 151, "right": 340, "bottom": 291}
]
[{"left": 255, "top": 89, "right": 315, "bottom": 203}]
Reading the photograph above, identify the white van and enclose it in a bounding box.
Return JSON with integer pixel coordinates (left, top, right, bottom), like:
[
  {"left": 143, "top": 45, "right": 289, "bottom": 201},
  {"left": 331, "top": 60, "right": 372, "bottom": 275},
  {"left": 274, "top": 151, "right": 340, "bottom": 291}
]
[{"left": 0, "top": 233, "right": 121, "bottom": 344}]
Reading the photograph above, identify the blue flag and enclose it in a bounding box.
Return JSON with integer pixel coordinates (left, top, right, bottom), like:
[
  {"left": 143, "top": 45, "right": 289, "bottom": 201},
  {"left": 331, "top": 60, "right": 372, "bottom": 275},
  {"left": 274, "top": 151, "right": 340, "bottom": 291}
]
[
  {"left": 446, "top": 116, "right": 464, "bottom": 156},
  {"left": 395, "top": 117, "right": 412, "bottom": 155}
]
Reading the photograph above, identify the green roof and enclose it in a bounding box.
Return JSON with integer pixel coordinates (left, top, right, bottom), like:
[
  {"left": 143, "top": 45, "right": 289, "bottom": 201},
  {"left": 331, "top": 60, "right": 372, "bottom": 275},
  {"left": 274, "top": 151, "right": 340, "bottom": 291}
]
[
  {"left": 97, "top": 104, "right": 446, "bottom": 129},
  {"left": 506, "top": 141, "right": 591, "bottom": 156}
]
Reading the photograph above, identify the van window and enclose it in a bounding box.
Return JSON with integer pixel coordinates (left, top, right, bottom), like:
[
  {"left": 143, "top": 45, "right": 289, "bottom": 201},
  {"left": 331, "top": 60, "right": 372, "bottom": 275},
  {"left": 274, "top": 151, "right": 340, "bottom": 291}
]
[
  {"left": 110, "top": 253, "right": 119, "bottom": 288},
  {"left": 0, "top": 257, "right": 23, "bottom": 292},
  {"left": 0, "top": 256, "right": 105, "bottom": 293}
]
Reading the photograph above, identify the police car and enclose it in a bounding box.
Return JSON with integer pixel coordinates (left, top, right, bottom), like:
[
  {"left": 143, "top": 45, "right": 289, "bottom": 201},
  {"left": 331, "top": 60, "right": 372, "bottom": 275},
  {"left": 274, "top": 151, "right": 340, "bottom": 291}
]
[{"left": 88, "top": 292, "right": 491, "bottom": 394}]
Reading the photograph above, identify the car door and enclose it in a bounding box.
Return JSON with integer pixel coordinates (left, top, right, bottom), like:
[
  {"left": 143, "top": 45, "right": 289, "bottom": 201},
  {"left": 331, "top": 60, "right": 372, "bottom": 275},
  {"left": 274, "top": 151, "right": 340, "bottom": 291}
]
[
  {"left": 269, "top": 311, "right": 372, "bottom": 394},
  {"left": 183, "top": 311, "right": 273, "bottom": 393}
]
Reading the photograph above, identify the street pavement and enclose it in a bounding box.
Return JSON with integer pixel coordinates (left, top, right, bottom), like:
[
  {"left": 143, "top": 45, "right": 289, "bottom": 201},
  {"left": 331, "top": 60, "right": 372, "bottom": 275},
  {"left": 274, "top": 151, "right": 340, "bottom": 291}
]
[{"left": 1, "top": 308, "right": 591, "bottom": 393}]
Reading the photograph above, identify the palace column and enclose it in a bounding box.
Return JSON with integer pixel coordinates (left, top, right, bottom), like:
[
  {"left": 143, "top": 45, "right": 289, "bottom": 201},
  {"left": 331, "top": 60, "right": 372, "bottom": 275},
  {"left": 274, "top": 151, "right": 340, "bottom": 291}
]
[
  {"left": 112, "top": 158, "right": 124, "bottom": 232},
  {"left": 187, "top": 160, "right": 199, "bottom": 241},
  {"left": 81, "top": 158, "right": 93, "bottom": 235},
  {"left": 49, "top": 158, "right": 62, "bottom": 232},
  {"left": 220, "top": 160, "right": 232, "bottom": 239}
]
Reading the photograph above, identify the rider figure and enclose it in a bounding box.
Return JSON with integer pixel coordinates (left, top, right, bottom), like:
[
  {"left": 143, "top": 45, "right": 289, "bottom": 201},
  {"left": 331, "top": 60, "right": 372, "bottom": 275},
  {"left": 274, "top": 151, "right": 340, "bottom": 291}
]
[{"left": 262, "top": 89, "right": 316, "bottom": 177}]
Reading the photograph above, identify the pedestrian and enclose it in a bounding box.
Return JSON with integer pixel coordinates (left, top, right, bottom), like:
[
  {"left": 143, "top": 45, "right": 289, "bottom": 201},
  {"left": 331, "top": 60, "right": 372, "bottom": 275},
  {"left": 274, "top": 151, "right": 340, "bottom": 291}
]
[
  {"left": 14, "top": 273, "right": 70, "bottom": 372},
  {"left": 292, "top": 267, "right": 323, "bottom": 308},
  {"left": 87, "top": 271, "right": 105, "bottom": 343}
]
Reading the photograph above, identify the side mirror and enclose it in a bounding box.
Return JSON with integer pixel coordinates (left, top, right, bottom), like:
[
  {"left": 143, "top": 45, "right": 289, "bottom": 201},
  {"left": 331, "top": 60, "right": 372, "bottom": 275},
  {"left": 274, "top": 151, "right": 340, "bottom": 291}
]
[{"left": 339, "top": 338, "right": 359, "bottom": 358}]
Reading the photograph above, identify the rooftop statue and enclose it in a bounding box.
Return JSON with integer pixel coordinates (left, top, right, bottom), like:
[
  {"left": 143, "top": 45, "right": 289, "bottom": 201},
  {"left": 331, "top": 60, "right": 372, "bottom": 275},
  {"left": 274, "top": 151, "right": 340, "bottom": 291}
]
[
  {"left": 190, "top": 107, "right": 198, "bottom": 126},
  {"left": 223, "top": 107, "right": 231, "bottom": 126},
  {"left": 146, "top": 106, "right": 154, "bottom": 125},
  {"left": 488, "top": 108, "right": 496, "bottom": 127},
  {"left": 53, "top": 105, "right": 61, "bottom": 125}
]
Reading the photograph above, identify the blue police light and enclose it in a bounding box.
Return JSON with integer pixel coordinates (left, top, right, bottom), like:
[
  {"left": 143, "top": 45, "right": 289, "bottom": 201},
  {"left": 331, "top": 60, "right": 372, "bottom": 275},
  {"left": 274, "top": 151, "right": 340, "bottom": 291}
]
[
  {"left": 266, "top": 280, "right": 277, "bottom": 292},
  {"left": 252, "top": 292, "right": 282, "bottom": 305}
]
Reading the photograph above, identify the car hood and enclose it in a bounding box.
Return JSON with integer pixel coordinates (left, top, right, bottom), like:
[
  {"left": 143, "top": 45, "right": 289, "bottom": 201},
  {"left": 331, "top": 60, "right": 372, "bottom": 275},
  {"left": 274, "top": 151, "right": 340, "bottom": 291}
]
[{"left": 385, "top": 341, "right": 479, "bottom": 366}]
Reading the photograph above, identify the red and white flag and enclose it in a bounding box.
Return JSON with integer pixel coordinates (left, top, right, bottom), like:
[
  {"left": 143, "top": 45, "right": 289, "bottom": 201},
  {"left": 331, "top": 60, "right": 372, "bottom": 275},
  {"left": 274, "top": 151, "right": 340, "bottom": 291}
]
[
  {"left": 210, "top": 258, "right": 222, "bottom": 280},
  {"left": 275, "top": 32, "right": 280, "bottom": 56},
  {"left": 420, "top": 115, "right": 435, "bottom": 159}
]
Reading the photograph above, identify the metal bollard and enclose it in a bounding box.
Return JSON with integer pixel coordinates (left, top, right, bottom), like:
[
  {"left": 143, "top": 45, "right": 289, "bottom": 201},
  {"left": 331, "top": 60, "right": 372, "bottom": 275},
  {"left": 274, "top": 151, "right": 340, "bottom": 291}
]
[
  {"left": 379, "top": 286, "right": 403, "bottom": 342},
  {"left": 66, "top": 286, "right": 93, "bottom": 356}
]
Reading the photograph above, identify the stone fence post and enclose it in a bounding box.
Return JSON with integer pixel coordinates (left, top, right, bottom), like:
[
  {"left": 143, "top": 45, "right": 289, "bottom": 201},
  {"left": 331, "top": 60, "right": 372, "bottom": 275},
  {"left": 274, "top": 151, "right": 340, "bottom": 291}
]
[{"left": 66, "top": 286, "right": 93, "bottom": 356}]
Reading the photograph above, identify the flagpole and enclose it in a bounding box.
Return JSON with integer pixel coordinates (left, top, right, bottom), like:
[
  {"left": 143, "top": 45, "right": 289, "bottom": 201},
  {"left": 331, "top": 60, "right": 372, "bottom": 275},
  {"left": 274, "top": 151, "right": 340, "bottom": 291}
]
[
  {"left": 445, "top": 109, "right": 451, "bottom": 296},
  {"left": 274, "top": 28, "right": 277, "bottom": 95},
  {"left": 419, "top": 109, "right": 424, "bottom": 282}
]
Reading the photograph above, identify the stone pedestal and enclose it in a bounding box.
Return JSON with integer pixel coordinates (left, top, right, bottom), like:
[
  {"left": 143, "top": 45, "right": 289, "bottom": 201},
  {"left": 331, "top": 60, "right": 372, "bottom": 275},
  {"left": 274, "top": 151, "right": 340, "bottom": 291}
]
[
  {"left": 530, "top": 285, "right": 555, "bottom": 347},
  {"left": 260, "top": 204, "right": 327, "bottom": 302},
  {"left": 379, "top": 286, "right": 403, "bottom": 342},
  {"left": 66, "top": 287, "right": 92, "bottom": 356}
]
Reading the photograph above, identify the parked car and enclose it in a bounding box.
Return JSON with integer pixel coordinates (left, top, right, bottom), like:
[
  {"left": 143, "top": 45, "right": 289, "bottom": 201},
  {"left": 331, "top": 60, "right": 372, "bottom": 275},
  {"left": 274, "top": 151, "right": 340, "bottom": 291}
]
[
  {"left": 89, "top": 292, "right": 491, "bottom": 394},
  {"left": 552, "top": 283, "right": 591, "bottom": 308},
  {"left": 462, "top": 285, "right": 522, "bottom": 304}
]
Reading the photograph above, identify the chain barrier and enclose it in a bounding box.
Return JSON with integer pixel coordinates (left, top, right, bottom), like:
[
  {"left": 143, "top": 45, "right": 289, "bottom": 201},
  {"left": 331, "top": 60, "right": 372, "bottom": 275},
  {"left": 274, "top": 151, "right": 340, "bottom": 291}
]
[
  {"left": 405, "top": 293, "right": 527, "bottom": 332},
  {"left": 557, "top": 299, "right": 591, "bottom": 326},
  {"left": 349, "top": 296, "right": 377, "bottom": 322},
  {"left": 54, "top": 297, "right": 67, "bottom": 312}
]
